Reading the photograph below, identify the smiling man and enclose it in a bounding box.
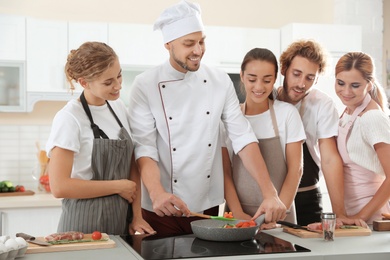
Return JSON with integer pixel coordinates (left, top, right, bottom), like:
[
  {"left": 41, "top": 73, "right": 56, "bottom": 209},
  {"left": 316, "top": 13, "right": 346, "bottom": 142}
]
[
  {"left": 275, "top": 40, "right": 347, "bottom": 226},
  {"left": 128, "top": 0, "right": 286, "bottom": 237}
]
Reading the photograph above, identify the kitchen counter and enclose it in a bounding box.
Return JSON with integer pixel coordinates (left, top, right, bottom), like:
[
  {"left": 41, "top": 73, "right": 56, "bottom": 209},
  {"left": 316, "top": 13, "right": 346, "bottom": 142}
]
[
  {"left": 0, "top": 191, "right": 62, "bottom": 236},
  {"left": 0, "top": 191, "right": 61, "bottom": 209},
  {"left": 21, "top": 228, "right": 390, "bottom": 260}
]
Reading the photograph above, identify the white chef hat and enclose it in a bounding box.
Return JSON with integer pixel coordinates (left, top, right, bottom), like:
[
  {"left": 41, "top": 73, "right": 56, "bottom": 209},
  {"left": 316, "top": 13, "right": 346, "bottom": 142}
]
[{"left": 153, "top": 0, "right": 204, "bottom": 43}]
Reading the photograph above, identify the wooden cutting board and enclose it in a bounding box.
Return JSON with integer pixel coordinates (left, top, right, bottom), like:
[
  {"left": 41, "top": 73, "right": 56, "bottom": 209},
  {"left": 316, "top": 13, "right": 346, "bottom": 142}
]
[
  {"left": 26, "top": 233, "right": 115, "bottom": 253},
  {"left": 0, "top": 190, "right": 35, "bottom": 197},
  {"left": 282, "top": 226, "right": 372, "bottom": 238}
]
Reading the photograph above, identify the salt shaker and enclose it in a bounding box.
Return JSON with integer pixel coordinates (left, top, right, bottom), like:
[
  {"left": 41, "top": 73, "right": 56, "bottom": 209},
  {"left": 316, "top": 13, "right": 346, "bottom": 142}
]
[{"left": 321, "top": 212, "right": 336, "bottom": 241}]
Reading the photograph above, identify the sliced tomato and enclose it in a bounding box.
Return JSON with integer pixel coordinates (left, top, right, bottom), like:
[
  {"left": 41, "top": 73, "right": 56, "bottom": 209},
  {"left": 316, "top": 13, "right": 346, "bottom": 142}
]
[
  {"left": 248, "top": 220, "right": 257, "bottom": 227},
  {"left": 223, "top": 211, "right": 234, "bottom": 219},
  {"left": 235, "top": 222, "right": 244, "bottom": 227},
  {"left": 241, "top": 222, "right": 250, "bottom": 227}
]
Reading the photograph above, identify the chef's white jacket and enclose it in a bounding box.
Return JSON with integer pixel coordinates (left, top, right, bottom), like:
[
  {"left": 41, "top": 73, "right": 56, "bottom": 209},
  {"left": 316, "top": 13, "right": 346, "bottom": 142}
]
[{"left": 128, "top": 61, "right": 257, "bottom": 213}]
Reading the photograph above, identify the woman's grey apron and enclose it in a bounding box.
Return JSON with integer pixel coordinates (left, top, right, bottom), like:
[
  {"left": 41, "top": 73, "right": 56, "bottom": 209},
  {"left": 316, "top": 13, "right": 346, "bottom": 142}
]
[
  {"left": 337, "top": 94, "right": 390, "bottom": 224},
  {"left": 232, "top": 99, "right": 296, "bottom": 223},
  {"left": 57, "top": 92, "right": 133, "bottom": 235}
]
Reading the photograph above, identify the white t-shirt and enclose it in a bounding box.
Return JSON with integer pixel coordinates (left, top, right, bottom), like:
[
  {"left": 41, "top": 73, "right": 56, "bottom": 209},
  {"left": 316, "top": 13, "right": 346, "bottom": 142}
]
[
  {"left": 340, "top": 109, "right": 390, "bottom": 176},
  {"left": 294, "top": 88, "right": 339, "bottom": 170},
  {"left": 222, "top": 100, "right": 306, "bottom": 159},
  {"left": 244, "top": 100, "right": 306, "bottom": 158},
  {"left": 46, "top": 98, "right": 131, "bottom": 180}
]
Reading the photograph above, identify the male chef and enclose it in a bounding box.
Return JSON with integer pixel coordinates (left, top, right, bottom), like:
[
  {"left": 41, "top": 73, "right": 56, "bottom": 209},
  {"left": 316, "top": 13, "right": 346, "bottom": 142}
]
[{"left": 128, "top": 0, "right": 286, "bottom": 237}]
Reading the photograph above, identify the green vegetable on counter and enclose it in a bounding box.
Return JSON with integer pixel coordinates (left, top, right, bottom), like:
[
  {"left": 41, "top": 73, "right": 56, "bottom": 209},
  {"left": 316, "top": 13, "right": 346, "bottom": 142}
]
[
  {"left": 340, "top": 225, "right": 361, "bottom": 229},
  {"left": 48, "top": 238, "right": 109, "bottom": 245}
]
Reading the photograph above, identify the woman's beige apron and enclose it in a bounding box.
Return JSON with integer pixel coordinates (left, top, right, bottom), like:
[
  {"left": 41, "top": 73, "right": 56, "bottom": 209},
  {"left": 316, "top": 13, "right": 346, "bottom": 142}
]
[
  {"left": 57, "top": 92, "right": 133, "bottom": 235},
  {"left": 337, "top": 94, "right": 390, "bottom": 224},
  {"left": 232, "top": 99, "right": 296, "bottom": 223}
]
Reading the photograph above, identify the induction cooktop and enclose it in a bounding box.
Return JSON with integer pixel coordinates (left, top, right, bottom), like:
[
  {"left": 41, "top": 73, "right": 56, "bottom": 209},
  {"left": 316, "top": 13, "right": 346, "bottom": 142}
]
[{"left": 121, "top": 231, "right": 310, "bottom": 259}]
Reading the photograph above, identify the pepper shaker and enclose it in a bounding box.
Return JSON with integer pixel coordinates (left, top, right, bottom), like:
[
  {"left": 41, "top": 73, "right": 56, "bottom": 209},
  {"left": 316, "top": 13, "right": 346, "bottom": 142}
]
[{"left": 321, "top": 212, "right": 336, "bottom": 241}]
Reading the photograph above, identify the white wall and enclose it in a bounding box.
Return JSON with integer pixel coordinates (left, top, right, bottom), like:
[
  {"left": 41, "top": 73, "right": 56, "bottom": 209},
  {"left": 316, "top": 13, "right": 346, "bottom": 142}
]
[
  {"left": 0, "top": 0, "right": 334, "bottom": 28},
  {"left": 334, "top": 0, "right": 384, "bottom": 89}
]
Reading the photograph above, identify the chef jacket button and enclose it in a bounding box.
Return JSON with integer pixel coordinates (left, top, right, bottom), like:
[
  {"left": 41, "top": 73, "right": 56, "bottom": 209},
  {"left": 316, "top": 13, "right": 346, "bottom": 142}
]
[
  {"left": 174, "top": 179, "right": 177, "bottom": 183},
  {"left": 169, "top": 117, "right": 172, "bottom": 120},
  {"left": 206, "top": 111, "right": 210, "bottom": 115},
  {"left": 173, "top": 148, "right": 176, "bottom": 151},
  {"left": 204, "top": 79, "right": 207, "bottom": 83},
  {"left": 208, "top": 144, "right": 211, "bottom": 147},
  {"left": 162, "top": 84, "right": 166, "bottom": 88},
  {"left": 207, "top": 175, "right": 210, "bottom": 178}
]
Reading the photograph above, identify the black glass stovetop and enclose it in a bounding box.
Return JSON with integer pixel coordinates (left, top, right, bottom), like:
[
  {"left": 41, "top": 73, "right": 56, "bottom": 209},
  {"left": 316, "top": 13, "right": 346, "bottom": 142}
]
[{"left": 120, "top": 232, "right": 310, "bottom": 259}]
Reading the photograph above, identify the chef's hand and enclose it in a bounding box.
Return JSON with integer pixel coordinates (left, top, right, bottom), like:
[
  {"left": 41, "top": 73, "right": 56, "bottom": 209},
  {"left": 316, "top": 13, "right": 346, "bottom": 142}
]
[
  {"left": 151, "top": 192, "right": 190, "bottom": 217},
  {"left": 117, "top": 179, "right": 137, "bottom": 203},
  {"left": 129, "top": 216, "right": 157, "bottom": 235},
  {"left": 252, "top": 196, "right": 286, "bottom": 223}
]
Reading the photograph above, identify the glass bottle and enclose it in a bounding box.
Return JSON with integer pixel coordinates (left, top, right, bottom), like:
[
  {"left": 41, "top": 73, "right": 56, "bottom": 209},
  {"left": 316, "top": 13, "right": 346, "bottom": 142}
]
[{"left": 321, "top": 212, "right": 336, "bottom": 241}]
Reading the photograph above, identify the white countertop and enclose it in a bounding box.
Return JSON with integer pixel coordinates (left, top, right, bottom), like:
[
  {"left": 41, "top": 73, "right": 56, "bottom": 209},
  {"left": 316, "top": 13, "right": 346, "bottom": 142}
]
[
  {"left": 119, "top": 228, "right": 390, "bottom": 260},
  {"left": 0, "top": 191, "right": 61, "bottom": 209},
  {"left": 23, "top": 229, "right": 390, "bottom": 260}
]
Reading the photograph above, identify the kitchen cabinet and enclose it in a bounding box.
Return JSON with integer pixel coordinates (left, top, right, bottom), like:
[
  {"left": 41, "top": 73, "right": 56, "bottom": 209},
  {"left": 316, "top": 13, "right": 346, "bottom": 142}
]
[
  {"left": 0, "top": 14, "right": 365, "bottom": 112},
  {"left": 0, "top": 62, "right": 26, "bottom": 112},
  {"left": 68, "top": 22, "right": 108, "bottom": 50},
  {"left": 108, "top": 23, "right": 167, "bottom": 67},
  {"left": 121, "top": 68, "right": 145, "bottom": 106},
  {"left": 0, "top": 15, "right": 25, "bottom": 61},
  {"left": 26, "top": 18, "right": 84, "bottom": 112},
  {"left": 202, "top": 26, "right": 281, "bottom": 73},
  {"left": 26, "top": 17, "right": 68, "bottom": 98},
  {"left": 0, "top": 15, "right": 26, "bottom": 112},
  {"left": 0, "top": 207, "right": 62, "bottom": 236},
  {"left": 26, "top": 17, "right": 68, "bottom": 93},
  {"left": 0, "top": 193, "right": 62, "bottom": 236}
]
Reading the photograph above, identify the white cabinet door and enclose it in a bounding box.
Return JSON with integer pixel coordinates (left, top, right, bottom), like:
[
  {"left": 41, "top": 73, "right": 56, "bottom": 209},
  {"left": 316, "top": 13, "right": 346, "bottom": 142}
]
[
  {"left": 68, "top": 22, "right": 108, "bottom": 50},
  {"left": 1, "top": 207, "right": 62, "bottom": 236},
  {"left": 26, "top": 17, "right": 68, "bottom": 93},
  {"left": 108, "top": 23, "right": 167, "bottom": 67},
  {"left": 0, "top": 15, "right": 25, "bottom": 61},
  {"left": 203, "top": 26, "right": 280, "bottom": 74}
]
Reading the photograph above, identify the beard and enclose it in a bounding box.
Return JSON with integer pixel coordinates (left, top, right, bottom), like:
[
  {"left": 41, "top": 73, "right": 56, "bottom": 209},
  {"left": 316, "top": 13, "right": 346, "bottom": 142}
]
[
  {"left": 171, "top": 47, "right": 201, "bottom": 72},
  {"left": 282, "top": 78, "right": 307, "bottom": 104}
]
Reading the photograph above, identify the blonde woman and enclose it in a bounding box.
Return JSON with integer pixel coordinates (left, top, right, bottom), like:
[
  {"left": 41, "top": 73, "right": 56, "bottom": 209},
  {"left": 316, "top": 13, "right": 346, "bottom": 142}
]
[
  {"left": 46, "top": 42, "right": 155, "bottom": 235},
  {"left": 335, "top": 52, "right": 390, "bottom": 224}
]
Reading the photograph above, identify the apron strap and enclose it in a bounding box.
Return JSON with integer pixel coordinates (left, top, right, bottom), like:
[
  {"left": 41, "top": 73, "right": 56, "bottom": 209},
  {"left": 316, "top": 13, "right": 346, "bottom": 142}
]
[
  {"left": 242, "top": 99, "right": 279, "bottom": 137},
  {"left": 106, "top": 101, "right": 124, "bottom": 128},
  {"left": 268, "top": 99, "right": 279, "bottom": 137},
  {"left": 80, "top": 91, "right": 123, "bottom": 139},
  {"left": 340, "top": 94, "right": 372, "bottom": 147},
  {"left": 341, "top": 94, "right": 372, "bottom": 132}
]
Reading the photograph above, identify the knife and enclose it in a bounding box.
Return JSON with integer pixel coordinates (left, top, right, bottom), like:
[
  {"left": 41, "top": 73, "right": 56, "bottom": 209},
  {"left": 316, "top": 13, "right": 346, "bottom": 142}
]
[
  {"left": 16, "top": 233, "right": 52, "bottom": 246},
  {"left": 276, "top": 221, "right": 321, "bottom": 233}
]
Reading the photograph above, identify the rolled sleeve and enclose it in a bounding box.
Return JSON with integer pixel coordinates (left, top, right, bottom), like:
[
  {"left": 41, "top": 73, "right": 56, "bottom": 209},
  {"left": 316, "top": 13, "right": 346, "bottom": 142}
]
[{"left": 128, "top": 76, "right": 159, "bottom": 162}]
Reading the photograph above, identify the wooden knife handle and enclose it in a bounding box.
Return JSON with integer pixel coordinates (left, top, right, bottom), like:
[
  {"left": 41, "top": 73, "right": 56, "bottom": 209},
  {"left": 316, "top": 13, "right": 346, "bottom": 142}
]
[{"left": 16, "top": 232, "right": 35, "bottom": 241}]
